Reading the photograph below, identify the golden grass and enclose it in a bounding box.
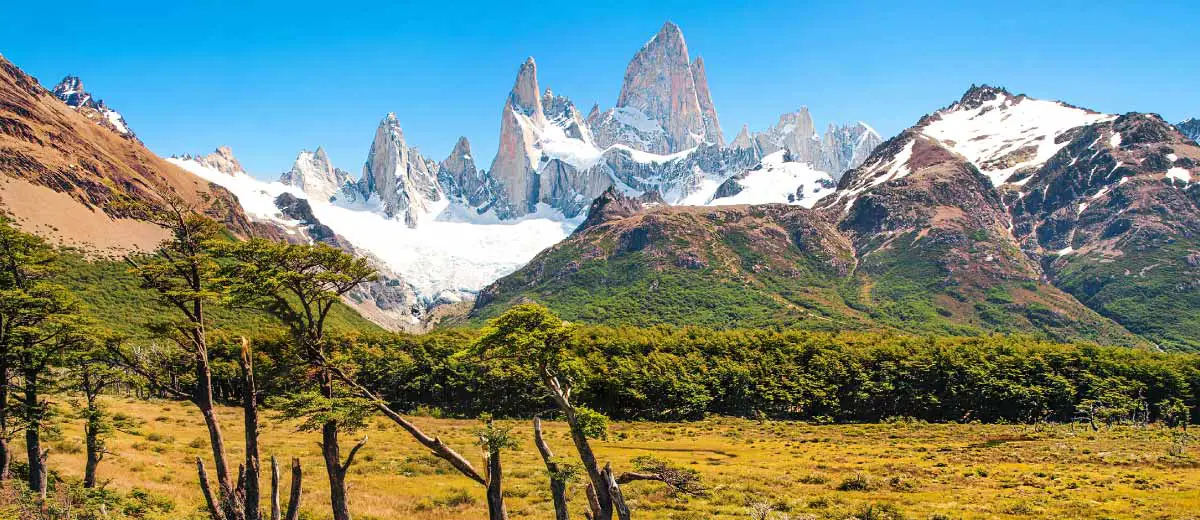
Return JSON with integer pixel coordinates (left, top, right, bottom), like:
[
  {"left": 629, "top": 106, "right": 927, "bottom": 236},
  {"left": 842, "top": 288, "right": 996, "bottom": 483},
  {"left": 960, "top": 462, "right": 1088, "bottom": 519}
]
[{"left": 28, "top": 396, "right": 1200, "bottom": 519}]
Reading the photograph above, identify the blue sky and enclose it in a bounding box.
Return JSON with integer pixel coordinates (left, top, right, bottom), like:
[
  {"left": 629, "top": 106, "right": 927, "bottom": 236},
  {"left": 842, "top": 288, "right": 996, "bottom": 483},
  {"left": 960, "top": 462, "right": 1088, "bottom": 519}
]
[{"left": 3, "top": 1, "right": 1196, "bottom": 178}]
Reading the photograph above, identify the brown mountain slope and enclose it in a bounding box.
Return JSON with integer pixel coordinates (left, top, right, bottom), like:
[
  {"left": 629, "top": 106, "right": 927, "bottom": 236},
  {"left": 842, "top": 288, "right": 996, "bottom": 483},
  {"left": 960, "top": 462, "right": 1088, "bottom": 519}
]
[{"left": 0, "top": 54, "right": 266, "bottom": 251}]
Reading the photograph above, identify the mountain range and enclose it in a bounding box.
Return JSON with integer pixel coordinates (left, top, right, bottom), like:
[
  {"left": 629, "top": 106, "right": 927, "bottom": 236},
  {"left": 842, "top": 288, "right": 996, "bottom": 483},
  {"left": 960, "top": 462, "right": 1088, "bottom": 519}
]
[{"left": 0, "top": 22, "right": 1196, "bottom": 350}]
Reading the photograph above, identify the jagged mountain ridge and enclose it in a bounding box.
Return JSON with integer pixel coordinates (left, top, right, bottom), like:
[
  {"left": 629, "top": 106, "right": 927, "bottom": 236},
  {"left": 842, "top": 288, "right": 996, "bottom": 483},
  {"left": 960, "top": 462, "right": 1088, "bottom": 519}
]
[
  {"left": 51, "top": 75, "right": 135, "bottom": 139},
  {"left": 476, "top": 85, "right": 1199, "bottom": 350}
]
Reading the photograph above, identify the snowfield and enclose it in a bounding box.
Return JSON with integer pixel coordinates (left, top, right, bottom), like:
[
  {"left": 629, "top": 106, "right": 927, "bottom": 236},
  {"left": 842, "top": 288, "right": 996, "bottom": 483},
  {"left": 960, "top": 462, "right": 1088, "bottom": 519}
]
[
  {"left": 922, "top": 93, "right": 1114, "bottom": 186},
  {"left": 170, "top": 158, "right": 580, "bottom": 300},
  {"left": 708, "top": 151, "right": 835, "bottom": 208}
]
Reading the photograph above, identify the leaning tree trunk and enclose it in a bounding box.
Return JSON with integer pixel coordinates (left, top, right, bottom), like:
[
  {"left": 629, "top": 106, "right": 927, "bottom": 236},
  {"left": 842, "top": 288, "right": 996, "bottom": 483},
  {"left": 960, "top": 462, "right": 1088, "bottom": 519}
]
[
  {"left": 194, "top": 346, "right": 236, "bottom": 501},
  {"left": 544, "top": 373, "right": 615, "bottom": 520},
  {"left": 533, "top": 417, "right": 569, "bottom": 520},
  {"left": 83, "top": 396, "right": 102, "bottom": 488}
]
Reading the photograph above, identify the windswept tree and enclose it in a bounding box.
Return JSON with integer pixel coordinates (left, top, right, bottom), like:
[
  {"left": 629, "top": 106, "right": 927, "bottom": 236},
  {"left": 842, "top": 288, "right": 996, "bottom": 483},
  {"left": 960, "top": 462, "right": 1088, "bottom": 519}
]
[
  {"left": 219, "top": 239, "right": 375, "bottom": 520},
  {"left": 121, "top": 196, "right": 246, "bottom": 519},
  {"left": 474, "top": 304, "right": 706, "bottom": 520}
]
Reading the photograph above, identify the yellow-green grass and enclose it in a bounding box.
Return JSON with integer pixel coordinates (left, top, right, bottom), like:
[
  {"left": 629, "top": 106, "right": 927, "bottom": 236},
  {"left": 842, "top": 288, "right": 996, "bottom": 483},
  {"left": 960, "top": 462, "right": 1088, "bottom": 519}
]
[{"left": 28, "top": 397, "right": 1200, "bottom": 519}]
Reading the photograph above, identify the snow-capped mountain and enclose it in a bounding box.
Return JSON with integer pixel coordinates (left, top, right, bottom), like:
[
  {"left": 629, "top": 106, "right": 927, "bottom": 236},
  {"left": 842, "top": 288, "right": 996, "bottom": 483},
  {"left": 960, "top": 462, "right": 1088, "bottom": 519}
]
[
  {"left": 832, "top": 85, "right": 1115, "bottom": 211},
  {"left": 51, "top": 76, "right": 135, "bottom": 138},
  {"left": 1178, "top": 118, "right": 1200, "bottom": 143},
  {"left": 161, "top": 22, "right": 880, "bottom": 324},
  {"left": 732, "top": 109, "right": 883, "bottom": 181},
  {"left": 169, "top": 147, "right": 579, "bottom": 324},
  {"left": 349, "top": 113, "right": 446, "bottom": 227},
  {"left": 279, "top": 147, "right": 351, "bottom": 202}
]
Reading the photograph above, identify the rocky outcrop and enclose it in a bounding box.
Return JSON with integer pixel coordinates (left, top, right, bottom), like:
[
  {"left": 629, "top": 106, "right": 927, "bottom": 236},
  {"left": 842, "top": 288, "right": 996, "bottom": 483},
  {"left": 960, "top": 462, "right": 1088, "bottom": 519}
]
[
  {"left": 438, "top": 136, "right": 496, "bottom": 209},
  {"left": 50, "top": 76, "right": 135, "bottom": 139},
  {"left": 1178, "top": 118, "right": 1200, "bottom": 143},
  {"left": 731, "top": 124, "right": 756, "bottom": 154},
  {"left": 358, "top": 113, "right": 444, "bottom": 226},
  {"left": 611, "top": 22, "right": 709, "bottom": 154},
  {"left": 185, "top": 146, "right": 246, "bottom": 176},
  {"left": 280, "top": 147, "right": 350, "bottom": 202}
]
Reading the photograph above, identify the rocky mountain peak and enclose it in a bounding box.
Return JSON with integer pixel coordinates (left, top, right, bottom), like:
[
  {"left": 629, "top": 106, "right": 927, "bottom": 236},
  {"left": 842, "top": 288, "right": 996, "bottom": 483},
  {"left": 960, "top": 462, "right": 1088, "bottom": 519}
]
[
  {"left": 193, "top": 146, "right": 245, "bottom": 176},
  {"left": 690, "top": 55, "right": 724, "bottom": 147},
  {"left": 731, "top": 124, "right": 755, "bottom": 151},
  {"left": 359, "top": 113, "right": 444, "bottom": 226},
  {"left": 509, "top": 57, "right": 543, "bottom": 120},
  {"left": 51, "top": 76, "right": 93, "bottom": 108},
  {"left": 613, "top": 21, "right": 710, "bottom": 154},
  {"left": 956, "top": 84, "right": 1015, "bottom": 110},
  {"left": 280, "top": 146, "right": 350, "bottom": 202},
  {"left": 50, "top": 75, "right": 134, "bottom": 137},
  {"left": 1177, "top": 118, "right": 1200, "bottom": 143}
]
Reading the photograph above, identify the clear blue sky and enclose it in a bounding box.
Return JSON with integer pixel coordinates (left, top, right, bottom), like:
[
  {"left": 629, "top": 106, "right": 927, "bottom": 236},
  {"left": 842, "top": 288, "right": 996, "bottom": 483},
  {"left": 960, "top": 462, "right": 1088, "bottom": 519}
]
[{"left": 3, "top": 1, "right": 1196, "bottom": 179}]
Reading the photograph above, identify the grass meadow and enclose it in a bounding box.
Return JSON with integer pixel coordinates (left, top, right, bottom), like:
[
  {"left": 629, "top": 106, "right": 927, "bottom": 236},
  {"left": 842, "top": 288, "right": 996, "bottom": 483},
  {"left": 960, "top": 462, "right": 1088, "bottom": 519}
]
[{"left": 28, "top": 396, "right": 1200, "bottom": 519}]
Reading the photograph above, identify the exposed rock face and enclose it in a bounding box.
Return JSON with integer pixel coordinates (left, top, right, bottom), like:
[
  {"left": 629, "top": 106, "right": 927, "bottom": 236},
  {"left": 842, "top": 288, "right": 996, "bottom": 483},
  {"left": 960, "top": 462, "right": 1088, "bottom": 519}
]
[
  {"left": 691, "top": 56, "right": 724, "bottom": 147},
  {"left": 731, "top": 124, "right": 756, "bottom": 153},
  {"left": 592, "top": 22, "right": 721, "bottom": 154},
  {"left": 612, "top": 22, "right": 708, "bottom": 154},
  {"left": 190, "top": 146, "right": 246, "bottom": 176},
  {"left": 1178, "top": 118, "right": 1200, "bottom": 143},
  {"left": 820, "top": 122, "right": 883, "bottom": 176},
  {"left": 438, "top": 136, "right": 496, "bottom": 209},
  {"left": 358, "top": 113, "right": 444, "bottom": 226},
  {"left": 487, "top": 58, "right": 544, "bottom": 217},
  {"left": 279, "top": 147, "right": 350, "bottom": 202},
  {"left": 50, "top": 76, "right": 135, "bottom": 138}
]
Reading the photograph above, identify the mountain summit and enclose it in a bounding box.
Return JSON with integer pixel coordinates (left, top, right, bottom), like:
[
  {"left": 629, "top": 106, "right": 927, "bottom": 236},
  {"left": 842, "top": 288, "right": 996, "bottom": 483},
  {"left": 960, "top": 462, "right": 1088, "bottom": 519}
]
[{"left": 51, "top": 75, "right": 135, "bottom": 138}]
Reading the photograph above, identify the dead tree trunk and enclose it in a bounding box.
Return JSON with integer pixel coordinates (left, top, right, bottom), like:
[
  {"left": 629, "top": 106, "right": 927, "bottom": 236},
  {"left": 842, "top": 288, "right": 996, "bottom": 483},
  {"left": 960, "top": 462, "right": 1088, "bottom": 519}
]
[
  {"left": 270, "top": 457, "right": 281, "bottom": 520},
  {"left": 269, "top": 456, "right": 303, "bottom": 520},
  {"left": 484, "top": 440, "right": 507, "bottom": 520},
  {"left": 542, "top": 372, "right": 617, "bottom": 520},
  {"left": 239, "top": 340, "right": 262, "bottom": 520},
  {"left": 533, "top": 417, "right": 570, "bottom": 520},
  {"left": 198, "top": 458, "right": 229, "bottom": 520},
  {"left": 285, "top": 458, "right": 302, "bottom": 520},
  {"left": 603, "top": 464, "right": 631, "bottom": 520}
]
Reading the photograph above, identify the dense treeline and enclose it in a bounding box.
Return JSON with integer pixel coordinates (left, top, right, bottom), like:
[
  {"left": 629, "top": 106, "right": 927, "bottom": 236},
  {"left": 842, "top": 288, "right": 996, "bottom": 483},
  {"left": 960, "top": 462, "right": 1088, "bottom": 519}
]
[{"left": 351, "top": 327, "right": 1200, "bottom": 425}]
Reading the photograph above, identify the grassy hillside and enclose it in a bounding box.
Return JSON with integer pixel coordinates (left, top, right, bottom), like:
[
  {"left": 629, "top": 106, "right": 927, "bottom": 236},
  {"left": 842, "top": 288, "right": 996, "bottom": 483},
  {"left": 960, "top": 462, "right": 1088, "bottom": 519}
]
[
  {"left": 54, "top": 251, "right": 381, "bottom": 340},
  {"left": 23, "top": 396, "right": 1200, "bottom": 520},
  {"left": 1053, "top": 237, "right": 1200, "bottom": 351}
]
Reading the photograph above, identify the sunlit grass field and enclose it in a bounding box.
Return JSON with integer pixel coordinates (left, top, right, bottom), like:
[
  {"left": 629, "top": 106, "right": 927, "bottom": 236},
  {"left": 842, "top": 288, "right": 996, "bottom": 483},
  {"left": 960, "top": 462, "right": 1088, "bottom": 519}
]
[{"left": 31, "top": 396, "right": 1200, "bottom": 519}]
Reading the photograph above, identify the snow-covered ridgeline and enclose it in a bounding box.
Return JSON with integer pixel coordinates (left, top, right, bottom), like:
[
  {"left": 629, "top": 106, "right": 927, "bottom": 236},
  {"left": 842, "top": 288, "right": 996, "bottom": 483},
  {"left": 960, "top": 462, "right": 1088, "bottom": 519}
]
[{"left": 170, "top": 158, "right": 581, "bottom": 300}]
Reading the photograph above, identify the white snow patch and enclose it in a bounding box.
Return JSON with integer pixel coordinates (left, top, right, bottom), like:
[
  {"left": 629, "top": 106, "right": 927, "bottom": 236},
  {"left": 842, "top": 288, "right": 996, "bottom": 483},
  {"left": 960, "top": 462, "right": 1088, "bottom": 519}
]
[
  {"left": 921, "top": 93, "right": 1113, "bottom": 186},
  {"left": 708, "top": 151, "right": 835, "bottom": 208},
  {"left": 1109, "top": 132, "right": 1122, "bottom": 149},
  {"left": 1166, "top": 167, "right": 1192, "bottom": 183},
  {"left": 611, "top": 107, "right": 665, "bottom": 135},
  {"left": 1056, "top": 246, "right": 1075, "bottom": 256}
]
